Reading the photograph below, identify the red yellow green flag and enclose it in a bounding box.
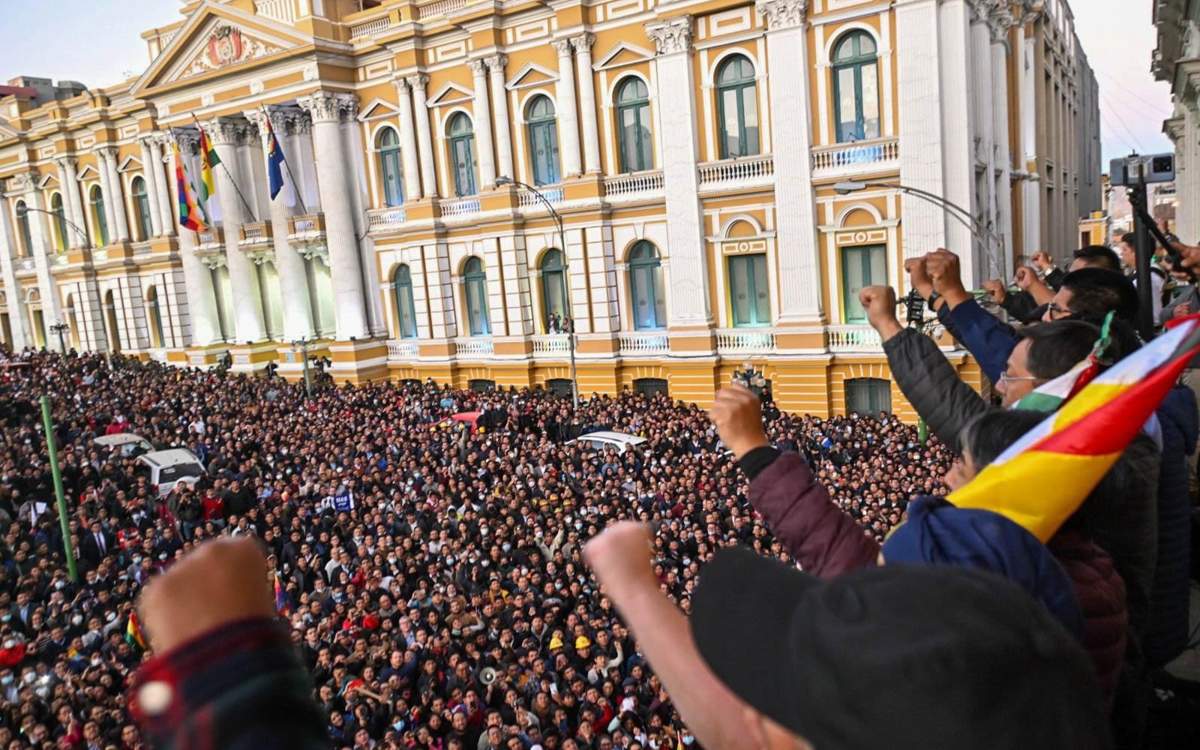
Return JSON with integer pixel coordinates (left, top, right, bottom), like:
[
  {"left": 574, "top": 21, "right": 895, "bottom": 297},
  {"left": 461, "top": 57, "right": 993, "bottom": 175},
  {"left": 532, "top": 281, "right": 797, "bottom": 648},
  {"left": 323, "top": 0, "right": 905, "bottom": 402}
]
[
  {"left": 197, "top": 125, "right": 219, "bottom": 210},
  {"left": 949, "top": 318, "right": 1200, "bottom": 542},
  {"left": 173, "top": 141, "right": 207, "bottom": 232},
  {"left": 125, "top": 610, "right": 147, "bottom": 651}
]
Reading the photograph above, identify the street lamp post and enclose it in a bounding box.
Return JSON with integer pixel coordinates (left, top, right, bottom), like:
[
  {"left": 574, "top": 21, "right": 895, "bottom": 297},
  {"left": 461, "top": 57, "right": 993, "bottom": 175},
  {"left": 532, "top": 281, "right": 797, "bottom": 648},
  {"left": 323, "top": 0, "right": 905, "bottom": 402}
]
[
  {"left": 495, "top": 176, "right": 579, "bottom": 409},
  {"left": 293, "top": 337, "right": 313, "bottom": 399},
  {"left": 49, "top": 323, "right": 69, "bottom": 353},
  {"left": 833, "top": 180, "right": 1006, "bottom": 280}
]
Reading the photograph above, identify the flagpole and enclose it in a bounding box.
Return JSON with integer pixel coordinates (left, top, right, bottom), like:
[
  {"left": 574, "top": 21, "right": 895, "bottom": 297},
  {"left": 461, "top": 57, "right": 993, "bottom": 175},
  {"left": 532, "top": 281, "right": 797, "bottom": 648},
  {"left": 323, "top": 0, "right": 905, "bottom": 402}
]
[
  {"left": 262, "top": 105, "right": 310, "bottom": 215},
  {"left": 192, "top": 114, "right": 259, "bottom": 223}
]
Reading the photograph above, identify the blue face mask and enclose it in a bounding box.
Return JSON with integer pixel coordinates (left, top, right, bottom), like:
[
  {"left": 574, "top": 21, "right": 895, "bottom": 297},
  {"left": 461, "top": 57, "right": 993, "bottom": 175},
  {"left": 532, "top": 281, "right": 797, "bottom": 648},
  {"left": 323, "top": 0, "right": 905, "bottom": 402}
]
[{"left": 392, "top": 720, "right": 405, "bottom": 732}]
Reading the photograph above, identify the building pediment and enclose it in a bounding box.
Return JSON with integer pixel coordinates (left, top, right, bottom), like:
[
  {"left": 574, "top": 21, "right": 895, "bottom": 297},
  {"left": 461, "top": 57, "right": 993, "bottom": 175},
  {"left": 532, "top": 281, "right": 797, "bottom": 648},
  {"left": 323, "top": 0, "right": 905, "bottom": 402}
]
[
  {"left": 358, "top": 98, "right": 400, "bottom": 121},
  {"left": 76, "top": 164, "right": 101, "bottom": 181},
  {"left": 37, "top": 173, "right": 59, "bottom": 190},
  {"left": 131, "top": 0, "right": 312, "bottom": 97},
  {"left": 117, "top": 155, "right": 143, "bottom": 173},
  {"left": 426, "top": 82, "right": 475, "bottom": 108},
  {"left": 505, "top": 63, "right": 559, "bottom": 91},
  {"left": 593, "top": 43, "right": 655, "bottom": 72}
]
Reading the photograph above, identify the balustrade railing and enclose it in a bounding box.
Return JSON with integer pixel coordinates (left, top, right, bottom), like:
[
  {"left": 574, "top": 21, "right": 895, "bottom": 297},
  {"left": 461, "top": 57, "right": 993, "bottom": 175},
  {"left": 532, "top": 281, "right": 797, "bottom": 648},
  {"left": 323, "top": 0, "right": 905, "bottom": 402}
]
[
  {"left": 455, "top": 337, "right": 494, "bottom": 357},
  {"left": 239, "top": 222, "right": 272, "bottom": 242},
  {"left": 196, "top": 227, "right": 224, "bottom": 247},
  {"left": 827, "top": 324, "right": 882, "bottom": 352},
  {"left": 349, "top": 13, "right": 393, "bottom": 38},
  {"left": 697, "top": 155, "right": 775, "bottom": 188},
  {"left": 387, "top": 339, "right": 419, "bottom": 359},
  {"left": 441, "top": 197, "right": 482, "bottom": 218},
  {"left": 715, "top": 328, "right": 776, "bottom": 354},
  {"left": 367, "top": 207, "right": 407, "bottom": 230},
  {"left": 617, "top": 331, "right": 670, "bottom": 355},
  {"left": 603, "top": 170, "right": 664, "bottom": 199},
  {"left": 531, "top": 334, "right": 571, "bottom": 355},
  {"left": 255, "top": 0, "right": 298, "bottom": 24},
  {"left": 811, "top": 138, "right": 899, "bottom": 173},
  {"left": 288, "top": 213, "right": 325, "bottom": 235},
  {"left": 420, "top": 0, "right": 470, "bottom": 19},
  {"left": 518, "top": 187, "right": 564, "bottom": 209}
]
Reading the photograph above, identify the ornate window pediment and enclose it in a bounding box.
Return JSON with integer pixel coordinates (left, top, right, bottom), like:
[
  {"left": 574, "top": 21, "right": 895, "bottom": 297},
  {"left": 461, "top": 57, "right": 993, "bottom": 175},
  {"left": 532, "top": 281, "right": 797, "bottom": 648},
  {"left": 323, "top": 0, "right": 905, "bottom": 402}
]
[
  {"left": 593, "top": 43, "right": 656, "bottom": 72},
  {"left": 505, "top": 63, "right": 560, "bottom": 91}
]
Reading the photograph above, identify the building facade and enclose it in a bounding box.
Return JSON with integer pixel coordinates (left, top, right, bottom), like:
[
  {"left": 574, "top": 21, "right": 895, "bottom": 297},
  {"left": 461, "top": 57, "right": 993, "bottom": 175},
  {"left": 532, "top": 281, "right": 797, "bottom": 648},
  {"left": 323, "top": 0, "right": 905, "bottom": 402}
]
[
  {"left": 1155, "top": 0, "right": 1200, "bottom": 244},
  {"left": 0, "top": 0, "right": 1096, "bottom": 415}
]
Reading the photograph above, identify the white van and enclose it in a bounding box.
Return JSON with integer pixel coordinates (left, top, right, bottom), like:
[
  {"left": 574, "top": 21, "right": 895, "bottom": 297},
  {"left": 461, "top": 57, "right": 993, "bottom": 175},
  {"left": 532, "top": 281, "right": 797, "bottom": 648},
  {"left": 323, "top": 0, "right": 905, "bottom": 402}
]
[
  {"left": 94, "top": 433, "right": 156, "bottom": 458},
  {"left": 136, "top": 449, "right": 207, "bottom": 497},
  {"left": 567, "top": 431, "right": 648, "bottom": 454}
]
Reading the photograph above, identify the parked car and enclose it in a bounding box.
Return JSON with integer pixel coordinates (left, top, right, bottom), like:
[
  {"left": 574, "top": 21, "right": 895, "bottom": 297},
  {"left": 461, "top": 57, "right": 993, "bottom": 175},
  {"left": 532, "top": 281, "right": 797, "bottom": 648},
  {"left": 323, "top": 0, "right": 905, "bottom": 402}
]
[
  {"left": 94, "top": 433, "right": 155, "bottom": 459},
  {"left": 566, "top": 431, "right": 648, "bottom": 454},
  {"left": 136, "top": 449, "right": 206, "bottom": 497}
]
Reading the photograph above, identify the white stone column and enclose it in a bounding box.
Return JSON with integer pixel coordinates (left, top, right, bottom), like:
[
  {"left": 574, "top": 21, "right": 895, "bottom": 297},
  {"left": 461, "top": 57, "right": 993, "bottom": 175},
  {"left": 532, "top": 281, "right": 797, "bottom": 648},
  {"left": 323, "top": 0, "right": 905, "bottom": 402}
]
[
  {"left": 553, "top": 39, "right": 583, "bottom": 178},
  {"left": 202, "top": 118, "right": 268, "bottom": 343},
  {"left": 23, "top": 188, "right": 65, "bottom": 350},
  {"left": 150, "top": 137, "right": 175, "bottom": 235},
  {"left": 469, "top": 59, "right": 498, "bottom": 188},
  {"left": 100, "top": 148, "right": 131, "bottom": 243},
  {"left": 572, "top": 34, "right": 602, "bottom": 175},
  {"left": 1018, "top": 17, "right": 1040, "bottom": 256},
  {"left": 246, "top": 108, "right": 315, "bottom": 341},
  {"left": 646, "top": 16, "right": 710, "bottom": 328},
  {"left": 0, "top": 189, "right": 31, "bottom": 350},
  {"left": 487, "top": 55, "right": 515, "bottom": 180},
  {"left": 970, "top": 3, "right": 997, "bottom": 279},
  {"left": 392, "top": 75, "right": 424, "bottom": 201},
  {"left": 408, "top": 75, "right": 439, "bottom": 198},
  {"left": 169, "top": 137, "right": 221, "bottom": 346},
  {"left": 94, "top": 153, "right": 118, "bottom": 247},
  {"left": 298, "top": 92, "right": 370, "bottom": 340},
  {"left": 989, "top": 6, "right": 1015, "bottom": 275},
  {"left": 138, "top": 138, "right": 165, "bottom": 238},
  {"left": 55, "top": 157, "right": 87, "bottom": 249},
  {"left": 757, "top": 0, "right": 823, "bottom": 321}
]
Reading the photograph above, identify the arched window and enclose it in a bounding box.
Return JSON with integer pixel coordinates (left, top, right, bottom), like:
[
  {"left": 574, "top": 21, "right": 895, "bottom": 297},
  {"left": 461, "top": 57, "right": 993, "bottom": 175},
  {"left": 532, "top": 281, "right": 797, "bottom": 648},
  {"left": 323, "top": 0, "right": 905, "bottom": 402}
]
[
  {"left": 49, "top": 193, "right": 68, "bottom": 251},
  {"left": 89, "top": 185, "right": 109, "bottom": 247},
  {"left": 146, "top": 286, "right": 165, "bottom": 348},
  {"left": 539, "top": 249, "right": 567, "bottom": 332},
  {"left": 525, "top": 96, "right": 560, "bottom": 186},
  {"left": 131, "top": 177, "right": 153, "bottom": 242},
  {"left": 715, "top": 55, "right": 759, "bottom": 158},
  {"left": 615, "top": 78, "right": 653, "bottom": 173},
  {"left": 447, "top": 113, "right": 478, "bottom": 197},
  {"left": 462, "top": 257, "right": 491, "bottom": 336},
  {"left": 628, "top": 241, "right": 667, "bottom": 330},
  {"left": 376, "top": 127, "right": 405, "bottom": 207},
  {"left": 393, "top": 264, "right": 418, "bottom": 339},
  {"left": 832, "top": 31, "right": 881, "bottom": 143},
  {"left": 14, "top": 201, "right": 32, "bottom": 257},
  {"left": 845, "top": 377, "right": 891, "bottom": 415},
  {"left": 727, "top": 253, "right": 770, "bottom": 327}
]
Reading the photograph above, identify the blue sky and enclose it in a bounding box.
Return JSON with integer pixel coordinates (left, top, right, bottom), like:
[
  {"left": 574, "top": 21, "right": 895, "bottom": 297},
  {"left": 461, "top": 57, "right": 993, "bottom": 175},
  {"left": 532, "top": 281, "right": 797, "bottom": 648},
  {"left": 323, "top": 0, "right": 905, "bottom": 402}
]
[{"left": 0, "top": 0, "right": 1175, "bottom": 165}]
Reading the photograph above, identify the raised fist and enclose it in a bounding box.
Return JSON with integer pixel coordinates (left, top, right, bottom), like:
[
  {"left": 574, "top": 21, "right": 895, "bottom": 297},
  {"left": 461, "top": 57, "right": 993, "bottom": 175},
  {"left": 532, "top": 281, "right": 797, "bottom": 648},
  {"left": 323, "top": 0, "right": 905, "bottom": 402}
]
[
  {"left": 981, "top": 279, "right": 1006, "bottom": 304},
  {"left": 1014, "top": 266, "right": 1038, "bottom": 291},
  {"left": 708, "top": 385, "right": 768, "bottom": 460},
  {"left": 904, "top": 257, "right": 933, "bottom": 300},
  {"left": 858, "top": 285, "right": 904, "bottom": 342}
]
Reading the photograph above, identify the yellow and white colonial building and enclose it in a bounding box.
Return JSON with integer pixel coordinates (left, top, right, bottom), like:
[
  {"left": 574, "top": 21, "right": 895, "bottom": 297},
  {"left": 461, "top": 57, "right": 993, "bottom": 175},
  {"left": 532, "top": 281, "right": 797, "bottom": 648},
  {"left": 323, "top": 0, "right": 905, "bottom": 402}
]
[{"left": 0, "top": 0, "right": 1098, "bottom": 416}]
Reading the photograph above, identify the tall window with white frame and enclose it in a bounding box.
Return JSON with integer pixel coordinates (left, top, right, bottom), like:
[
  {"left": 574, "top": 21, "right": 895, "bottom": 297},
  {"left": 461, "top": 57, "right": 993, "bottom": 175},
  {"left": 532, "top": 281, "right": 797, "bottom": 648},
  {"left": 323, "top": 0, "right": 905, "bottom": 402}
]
[
  {"left": 727, "top": 253, "right": 770, "bottom": 328},
  {"left": 716, "top": 55, "right": 759, "bottom": 159},
  {"left": 131, "top": 177, "right": 153, "bottom": 242},
  {"left": 89, "top": 185, "right": 109, "bottom": 247},
  {"left": 377, "top": 127, "right": 405, "bottom": 207},
  {"left": 616, "top": 78, "right": 653, "bottom": 173},
  {"left": 146, "top": 286, "right": 165, "bottom": 348},
  {"left": 462, "top": 257, "right": 491, "bottom": 336},
  {"left": 832, "top": 31, "right": 881, "bottom": 143},
  {"left": 840, "top": 245, "right": 887, "bottom": 324},
  {"left": 49, "top": 193, "right": 69, "bottom": 251},
  {"left": 526, "top": 96, "right": 561, "bottom": 186},
  {"left": 628, "top": 241, "right": 666, "bottom": 330},
  {"left": 393, "top": 264, "right": 418, "bottom": 339},
  {"left": 14, "top": 201, "right": 32, "bottom": 257},
  {"left": 447, "top": 114, "right": 478, "bottom": 197},
  {"left": 539, "top": 249, "right": 567, "bottom": 332}
]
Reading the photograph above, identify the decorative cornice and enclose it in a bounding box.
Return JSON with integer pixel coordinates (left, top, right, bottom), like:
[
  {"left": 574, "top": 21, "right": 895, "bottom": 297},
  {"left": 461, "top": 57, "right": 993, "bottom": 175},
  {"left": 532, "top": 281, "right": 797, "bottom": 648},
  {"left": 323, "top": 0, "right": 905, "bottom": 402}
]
[
  {"left": 551, "top": 38, "right": 573, "bottom": 56},
  {"left": 335, "top": 93, "right": 359, "bottom": 124},
  {"left": 645, "top": 16, "right": 692, "bottom": 56},
  {"left": 755, "top": 0, "right": 807, "bottom": 31},
  {"left": 570, "top": 32, "right": 596, "bottom": 53},
  {"left": 467, "top": 58, "right": 488, "bottom": 77},
  {"left": 484, "top": 54, "right": 508, "bottom": 73},
  {"left": 297, "top": 93, "right": 341, "bottom": 124},
  {"left": 406, "top": 74, "right": 430, "bottom": 92},
  {"left": 391, "top": 73, "right": 410, "bottom": 92},
  {"left": 200, "top": 117, "right": 253, "bottom": 146},
  {"left": 174, "top": 131, "right": 200, "bottom": 152}
]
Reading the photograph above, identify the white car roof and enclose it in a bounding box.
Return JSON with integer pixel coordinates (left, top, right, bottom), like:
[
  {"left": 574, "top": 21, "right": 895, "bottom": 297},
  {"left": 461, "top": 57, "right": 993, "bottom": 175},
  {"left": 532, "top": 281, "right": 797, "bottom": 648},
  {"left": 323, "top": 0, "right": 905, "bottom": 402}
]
[
  {"left": 94, "top": 433, "right": 150, "bottom": 448},
  {"left": 138, "top": 449, "right": 203, "bottom": 469},
  {"left": 570, "top": 431, "right": 647, "bottom": 446}
]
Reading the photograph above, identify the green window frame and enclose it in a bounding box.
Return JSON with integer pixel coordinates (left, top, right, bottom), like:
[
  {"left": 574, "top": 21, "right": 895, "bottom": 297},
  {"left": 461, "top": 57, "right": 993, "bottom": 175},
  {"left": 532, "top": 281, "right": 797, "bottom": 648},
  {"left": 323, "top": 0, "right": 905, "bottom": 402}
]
[
  {"left": 448, "top": 113, "right": 478, "bottom": 197},
  {"left": 832, "top": 31, "right": 881, "bottom": 143},
  {"left": 539, "top": 249, "right": 567, "bottom": 330},
  {"left": 90, "top": 185, "right": 109, "bottom": 247},
  {"left": 463, "top": 256, "right": 491, "bottom": 336},
  {"left": 394, "top": 264, "right": 418, "bottom": 339},
  {"left": 840, "top": 244, "right": 887, "bottom": 323},
  {"left": 727, "top": 253, "right": 770, "bottom": 327},
  {"left": 526, "top": 96, "right": 561, "bottom": 187},
  {"left": 628, "top": 241, "right": 667, "bottom": 330},
  {"left": 377, "top": 127, "right": 405, "bottom": 207},
  {"left": 715, "top": 55, "right": 760, "bottom": 159},
  {"left": 131, "top": 177, "right": 153, "bottom": 242},
  {"left": 50, "top": 193, "right": 68, "bottom": 251},
  {"left": 616, "top": 77, "right": 653, "bottom": 173},
  {"left": 14, "top": 201, "right": 32, "bottom": 257}
]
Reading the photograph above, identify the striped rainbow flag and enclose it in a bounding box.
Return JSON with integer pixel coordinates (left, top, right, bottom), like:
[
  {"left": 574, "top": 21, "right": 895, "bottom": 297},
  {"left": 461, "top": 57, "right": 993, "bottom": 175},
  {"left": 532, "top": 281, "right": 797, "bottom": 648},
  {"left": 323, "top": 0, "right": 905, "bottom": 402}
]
[
  {"left": 950, "top": 319, "right": 1200, "bottom": 542},
  {"left": 174, "top": 142, "right": 208, "bottom": 232}
]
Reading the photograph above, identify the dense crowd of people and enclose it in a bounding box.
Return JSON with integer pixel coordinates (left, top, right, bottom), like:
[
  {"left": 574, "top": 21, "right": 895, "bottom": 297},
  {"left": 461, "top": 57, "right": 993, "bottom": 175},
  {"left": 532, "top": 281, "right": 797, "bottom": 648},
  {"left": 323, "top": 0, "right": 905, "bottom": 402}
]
[{"left": 0, "top": 350, "right": 951, "bottom": 750}]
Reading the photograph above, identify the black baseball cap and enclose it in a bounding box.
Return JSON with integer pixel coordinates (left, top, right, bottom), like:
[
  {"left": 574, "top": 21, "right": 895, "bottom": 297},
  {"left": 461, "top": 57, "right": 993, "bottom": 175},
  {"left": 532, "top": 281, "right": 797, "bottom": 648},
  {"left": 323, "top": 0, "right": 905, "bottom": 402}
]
[{"left": 690, "top": 548, "right": 1110, "bottom": 750}]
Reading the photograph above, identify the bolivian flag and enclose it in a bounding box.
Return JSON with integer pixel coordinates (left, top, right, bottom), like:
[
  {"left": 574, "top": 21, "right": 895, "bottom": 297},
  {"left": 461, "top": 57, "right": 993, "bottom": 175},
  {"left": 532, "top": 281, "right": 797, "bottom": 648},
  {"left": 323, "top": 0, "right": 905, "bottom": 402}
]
[
  {"left": 173, "top": 142, "right": 207, "bottom": 232},
  {"left": 950, "top": 318, "right": 1200, "bottom": 542},
  {"left": 126, "top": 610, "right": 148, "bottom": 651},
  {"left": 197, "top": 125, "right": 220, "bottom": 210}
]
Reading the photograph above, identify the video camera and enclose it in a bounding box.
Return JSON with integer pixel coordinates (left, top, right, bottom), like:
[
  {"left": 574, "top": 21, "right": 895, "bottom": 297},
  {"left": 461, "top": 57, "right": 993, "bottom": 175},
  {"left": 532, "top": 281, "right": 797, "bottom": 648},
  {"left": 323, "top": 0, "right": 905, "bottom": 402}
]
[{"left": 1109, "top": 153, "right": 1175, "bottom": 187}]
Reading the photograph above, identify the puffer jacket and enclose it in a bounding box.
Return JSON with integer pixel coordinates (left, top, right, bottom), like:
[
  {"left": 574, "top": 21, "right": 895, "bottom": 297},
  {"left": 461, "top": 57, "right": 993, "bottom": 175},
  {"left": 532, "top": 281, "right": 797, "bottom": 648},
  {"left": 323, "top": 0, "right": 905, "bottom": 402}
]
[
  {"left": 1144, "top": 385, "right": 1198, "bottom": 667},
  {"left": 743, "top": 448, "right": 1127, "bottom": 702}
]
